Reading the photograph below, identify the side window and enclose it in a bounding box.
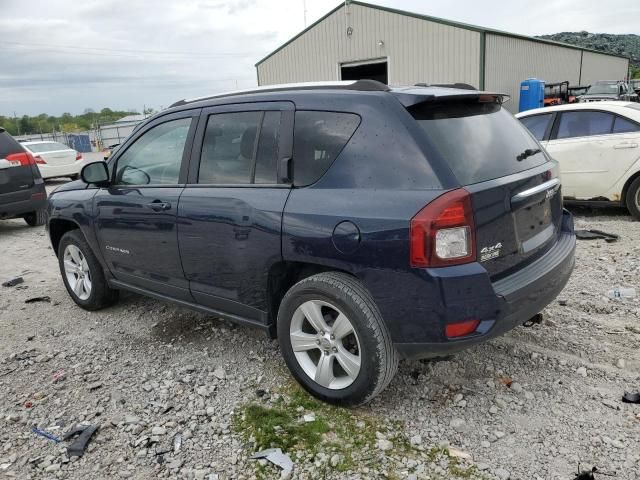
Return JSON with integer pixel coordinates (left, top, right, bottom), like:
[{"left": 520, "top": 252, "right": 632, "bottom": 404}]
[
  {"left": 115, "top": 118, "right": 191, "bottom": 185},
  {"left": 556, "top": 111, "right": 614, "bottom": 139},
  {"left": 612, "top": 116, "right": 640, "bottom": 134},
  {"left": 254, "top": 111, "right": 281, "bottom": 184},
  {"left": 293, "top": 111, "right": 360, "bottom": 186},
  {"left": 520, "top": 114, "right": 552, "bottom": 141},
  {"left": 199, "top": 112, "right": 261, "bottom": 184}
]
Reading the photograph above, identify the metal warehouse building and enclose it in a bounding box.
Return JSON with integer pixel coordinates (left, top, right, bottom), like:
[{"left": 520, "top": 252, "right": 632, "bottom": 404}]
[{"left": 255, "top": 1, "right": 630, "bottom": 112}]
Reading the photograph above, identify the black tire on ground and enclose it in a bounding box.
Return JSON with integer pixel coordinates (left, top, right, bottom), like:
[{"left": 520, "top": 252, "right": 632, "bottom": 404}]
[
  {"left": 277, "top": 272, "right": 398, "bottom": 406},
  {"left": 24, "top": 209, "right": 47, "bottom": 227},
  {"left": 625, "top": 176, "right": 640, "bottom": 221},
  {"left": 58, "top": 230, "right": 119, "bottom": 310}
]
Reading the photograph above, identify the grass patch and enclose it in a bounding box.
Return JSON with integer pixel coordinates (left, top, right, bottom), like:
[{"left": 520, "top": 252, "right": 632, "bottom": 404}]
[{"left": 234, "top": 383, "right": 488, "bottom": 478}]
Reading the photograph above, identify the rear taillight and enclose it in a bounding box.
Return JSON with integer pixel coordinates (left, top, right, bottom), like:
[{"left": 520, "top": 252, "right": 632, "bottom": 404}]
[
  {"left": 410, "top": 188, "right": 476, "bottom": 267},
  {"left": 34, "top": 155, "right": 46, "bottom": 165},
  {"left": 446, "top": 319, "right": 480, "bottom": 338},
  {"left": 75, "top": 152, "right": 83, "bottom": 161},
  {"left": 5, "top": 152, "right": 37, "bottom": 166}
]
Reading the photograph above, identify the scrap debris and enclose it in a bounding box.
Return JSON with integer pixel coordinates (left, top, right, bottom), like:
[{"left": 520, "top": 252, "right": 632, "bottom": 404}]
[
  {"left": 251, "top": 448, "right": 294, "bottom": 477},
  {"left": 24, "top": 296, "right": 51, "bottom": 304},
  {"left": 2, "top": 277, "right": 24, "bottom": 287},
  {"left": 31, "top": 427, "right": 61, "bottom": 444},
  {"left": 622, "top": 391, "right": 640, "bottom": 404},
  {"left": 62, "top": 424, "right": 98, "bottom": 457},
  {"left": 575, "top": 229, "right": 619, "bottom": 243}
]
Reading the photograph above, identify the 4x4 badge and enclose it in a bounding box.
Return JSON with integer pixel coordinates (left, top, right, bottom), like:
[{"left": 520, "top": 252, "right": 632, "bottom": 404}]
[{"left": 480, "top": 242, "right": 502, "bottom": 262}]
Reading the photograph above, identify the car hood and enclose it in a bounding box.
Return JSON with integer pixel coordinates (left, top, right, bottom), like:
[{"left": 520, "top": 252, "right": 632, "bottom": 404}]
[{"left": 50, "top": 179, "right": 89, "bottom": 195}]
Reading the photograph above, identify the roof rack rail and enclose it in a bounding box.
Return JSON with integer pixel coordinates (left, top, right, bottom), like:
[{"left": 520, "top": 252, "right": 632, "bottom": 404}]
[
  {"left": 414, "top": 82, "right": 477, "bottom": 90},
  {"left": 170, "top": 79, "right": 390, "bottom": 108}
]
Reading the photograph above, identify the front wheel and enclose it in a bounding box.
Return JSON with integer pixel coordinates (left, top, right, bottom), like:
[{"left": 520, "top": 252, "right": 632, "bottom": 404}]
[
  {"left": 277, "top": 272, "right": 398, "bottom": 406},
  {"left": 58, "top": 230, "right": 119, "bottom": 310},
  {"left": 626, "top": 176, "right": 640, "bottom": 221}
]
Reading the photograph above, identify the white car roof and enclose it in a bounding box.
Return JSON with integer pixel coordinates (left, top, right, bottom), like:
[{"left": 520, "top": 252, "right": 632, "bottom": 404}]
[
  {"left": 515, "top": 102, "right": 639, "bottom": 118},
  {"left": 22, "top": 140, "right": 68, "bottom": 145}
]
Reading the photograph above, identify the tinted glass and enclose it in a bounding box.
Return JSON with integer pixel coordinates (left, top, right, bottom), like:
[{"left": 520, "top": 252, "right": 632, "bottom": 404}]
[
  {"left": 556, "top": 111, "right": 614, "bottom": 139},
  {"left": 411, "top": 102, "right": 546, "bottom": 185},
  {"left": 254, "top": 111, "right": 280, "bottom": 184},
  {"left": 520, "top": 114, "right": 552, "bottom": 141},
  {"left": 199, "top": 112, "right": 261, "bottom": 184},
  {"left": 612, "top": 116, "right": 640, "bottom": 134},
  {"left": 0, "top": 131, "right": 24, "bottom": 158},
  {"left": 586, "top": 83, "right": 618, "bottom": 95},
  {"left": 115, "top": 117, "right": 191, "bottom": 185},
  {"left": 293, "top": 111, "right": 360, "bottom": 186},
  {"left": 26, "top": 142, "right": 69, "bottom": 153}
]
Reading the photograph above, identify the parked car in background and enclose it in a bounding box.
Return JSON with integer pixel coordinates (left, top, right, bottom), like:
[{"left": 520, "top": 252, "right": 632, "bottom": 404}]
[
  {"left": 0, "top": 128, "right": 47, "bottom": 226},
  {"left": 568, "top": 85, "right": 589, "bottom": 103},
  {"left": 578, "top": 80, "right": 638, "bottom": 103},
  {"left": 517, "top": 102, "right": 640, "bottom": 219},
  {"left": 22, "top": 141, "right": 84, "bottom": 180},
  {"left": 47, "top": 81, "right": 575, "bottom": 405},
  {"left": 631, "top": 79, "right": 640, "bottom": 95}
]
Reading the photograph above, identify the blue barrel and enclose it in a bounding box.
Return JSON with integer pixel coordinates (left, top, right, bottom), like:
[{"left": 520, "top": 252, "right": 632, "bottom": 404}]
[{"left": 519, "top": 78, "right": 545, "bottom": 112}]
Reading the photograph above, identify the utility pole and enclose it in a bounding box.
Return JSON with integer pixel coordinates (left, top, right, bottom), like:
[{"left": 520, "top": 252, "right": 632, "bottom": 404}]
[{"left": 14, "top": 111, "right": 19, "bottom": 135}]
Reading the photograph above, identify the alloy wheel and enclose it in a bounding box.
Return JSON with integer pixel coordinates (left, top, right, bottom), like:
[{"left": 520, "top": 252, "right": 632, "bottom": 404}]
[
  {"left": 289, "top": 299, "right": 361, "bottom": 389},
  {"left": 63, "top": 245, "right": 92, "bottom": 300}
]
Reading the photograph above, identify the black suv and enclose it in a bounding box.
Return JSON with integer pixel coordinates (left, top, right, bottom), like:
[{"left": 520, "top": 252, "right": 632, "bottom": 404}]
[
  {"left": 579, "top": 80, "right": 639, "bottom": 103},
  {"left": 0, "top": 127, "right": 47, "bottom": 226},
  {"left": 48, "top": 81, "right": 575, "bottom": 405}
]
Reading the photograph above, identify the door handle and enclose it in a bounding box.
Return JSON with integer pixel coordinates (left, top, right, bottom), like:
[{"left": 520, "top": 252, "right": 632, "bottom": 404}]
[
  {"left": 146, "top": 200, "right": 171, "bottom": 211},
  {"left": 614, "top": 142, "right": 639, "bottom": 149}
]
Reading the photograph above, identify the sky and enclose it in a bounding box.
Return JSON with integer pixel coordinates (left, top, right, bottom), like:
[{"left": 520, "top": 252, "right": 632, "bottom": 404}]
[{"left": 1, "top": 0, "right": 639, "bottom": 116}]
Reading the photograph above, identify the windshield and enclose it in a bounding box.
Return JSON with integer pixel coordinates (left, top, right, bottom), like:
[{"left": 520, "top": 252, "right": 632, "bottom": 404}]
[
  {"left": 410, "top": 101, "right": 546, "bottom": 185},
  {"left": 26, "top": 142, "right": 70, "bottom": 153},
  {"left": 586, "top": 83, "right": 618, "bottom": 95}
]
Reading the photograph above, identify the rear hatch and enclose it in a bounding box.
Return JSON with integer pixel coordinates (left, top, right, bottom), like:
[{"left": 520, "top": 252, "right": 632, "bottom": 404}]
[
  {"left": 408, "top": 97, "right": 563, "bottom": 280},
  {"left": 0, "top": 129, "right": 36, "bottom": 203},
  {"left": 26, "top": 142, "right": 76, "bottom": 166}
]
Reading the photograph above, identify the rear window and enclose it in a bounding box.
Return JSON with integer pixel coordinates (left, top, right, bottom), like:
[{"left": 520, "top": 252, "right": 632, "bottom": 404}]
[
  {"left": 520, "top": 113, "right": 553, "bottom": 141},
  {"left": 0, "top": 131, "right": 25, "bottom": 158},
  {"left": 26, "top": 142, "right": 70, "bottom": 153},
  {"left": 410, "top": 102, "right": 546, "bottom": 185},
  {"left": 293, "top": 111, "right": 360, "bottom": 186}
]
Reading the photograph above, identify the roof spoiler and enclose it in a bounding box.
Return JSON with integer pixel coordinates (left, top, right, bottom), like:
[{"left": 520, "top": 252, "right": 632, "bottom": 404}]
[
  {"left": 393, "top": 89, "right": 510, "bottom": 108},
  {"left": 414, "top": 82, "right": 477, "bottom": 90}
]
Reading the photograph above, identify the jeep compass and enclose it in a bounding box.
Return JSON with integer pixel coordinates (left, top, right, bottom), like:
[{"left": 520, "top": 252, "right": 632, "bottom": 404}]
[{"left": 47, "top": 81, "right": 575, "bottom": 405}]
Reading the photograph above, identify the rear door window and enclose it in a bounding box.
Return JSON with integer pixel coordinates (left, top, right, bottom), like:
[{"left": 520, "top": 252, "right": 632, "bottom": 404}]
[
  {"left": 410, "top": 101, "right": 546, "bottom": 185},
  {"left": 612, "top": 116, "right": 640, "bottom": 134},
  {"left": 556, "top": 111, "right": 614, "bottom": 139},
  {"left": 519, "top": 113, "right": 553, "bottom": 141},
  {"left": 293, "top": 111, "right": 360, "bottom": 186}
]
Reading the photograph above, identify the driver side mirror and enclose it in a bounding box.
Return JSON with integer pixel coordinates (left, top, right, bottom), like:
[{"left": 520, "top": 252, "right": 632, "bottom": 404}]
[{"left": 81, "top": 161, "right": 110, "bottom": 187}]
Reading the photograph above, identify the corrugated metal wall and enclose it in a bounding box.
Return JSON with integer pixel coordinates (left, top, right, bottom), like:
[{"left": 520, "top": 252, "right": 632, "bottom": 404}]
[
  {"left": 580, "top": 51, "right": 629, "bottom": 86},
  {"left": 257, "top": 3, "right": 481, "bottom": 88},
  {"left": 484, "top": 34, "right": 582, "bottom": 112}
]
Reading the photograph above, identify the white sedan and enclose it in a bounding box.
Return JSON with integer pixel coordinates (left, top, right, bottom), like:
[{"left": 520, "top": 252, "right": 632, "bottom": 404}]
[
  {"left": 516, "top": 102, "right": 640, "bottom": 219},
  {"left": 21, "top": 141, "right": 84, "bottom": 180}
]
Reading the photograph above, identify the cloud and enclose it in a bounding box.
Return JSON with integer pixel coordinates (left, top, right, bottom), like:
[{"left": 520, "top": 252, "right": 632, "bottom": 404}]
[{"left": 1, "top": 0, "right": 638, "bottom": 115}]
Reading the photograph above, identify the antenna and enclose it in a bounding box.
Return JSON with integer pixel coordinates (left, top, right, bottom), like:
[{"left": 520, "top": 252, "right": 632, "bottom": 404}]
[{"left": 303, "top": 0, "right": 307, "bottom": 27}]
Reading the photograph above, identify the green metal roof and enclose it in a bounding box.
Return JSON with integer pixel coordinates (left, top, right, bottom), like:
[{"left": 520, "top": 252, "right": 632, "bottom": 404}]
[{"left": 255, "top": 1, "right": 630, "bottom": 67}]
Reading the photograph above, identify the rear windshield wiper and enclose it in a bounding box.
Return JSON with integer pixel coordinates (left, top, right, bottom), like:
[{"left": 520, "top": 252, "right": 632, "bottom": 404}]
[{"left": 516, "top": 148, "right": 542, "bottom": 162}]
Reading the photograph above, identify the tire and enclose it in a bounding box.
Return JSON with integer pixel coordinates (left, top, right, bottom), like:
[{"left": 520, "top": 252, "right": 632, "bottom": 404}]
[
  {"left": 24, "top": 209, "right": 47, "bottom": 227},
  {"left": 625, "top": 176, "right": 640, "bottom": 221},
  {"left": 277, "top": 272, "right": 398, "bottom": 406},
  {"left": 58, "top": 230, "right": 119, "bottom": 310}
]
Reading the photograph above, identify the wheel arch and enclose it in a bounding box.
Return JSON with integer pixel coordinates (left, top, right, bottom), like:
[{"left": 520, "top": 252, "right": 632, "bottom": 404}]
[
  {"left": 266, "top": 261, "right": 356, "bottom": 338},
  {"left": 621, "top": 169, "right": 640, "bottom": 207},
  {"left": 49, "top": 218, "right": 81, "bottom": 257}
]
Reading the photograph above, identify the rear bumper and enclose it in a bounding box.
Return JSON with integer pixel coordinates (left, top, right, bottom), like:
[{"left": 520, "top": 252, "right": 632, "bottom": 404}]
[
  {"left": 0, "top": 184, "right": 47, "bottom": 219},
  {"left": 39, "top": 162, "right": 82, "bottom": 179},
  {"left": 394, "top": 210, "right": 576, "bottom": 360}
]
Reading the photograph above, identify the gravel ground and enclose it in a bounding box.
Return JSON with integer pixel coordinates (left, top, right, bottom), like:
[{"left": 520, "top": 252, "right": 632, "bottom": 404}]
[{"left": 0, "top": 182, "right": 639, "bottom": 480}]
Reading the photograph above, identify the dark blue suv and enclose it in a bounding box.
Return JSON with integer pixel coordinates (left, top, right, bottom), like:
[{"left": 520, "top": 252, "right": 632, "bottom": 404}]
[{"left": 47, "top": 81, "right": 575, "bottom": 405}]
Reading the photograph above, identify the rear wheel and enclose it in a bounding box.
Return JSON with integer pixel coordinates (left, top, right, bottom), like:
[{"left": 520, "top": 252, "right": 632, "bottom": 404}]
[
  {"left": 58, "top": 230, "right": 118, "bottom": 310},
  {"left": 277, "top": 272, "right": 398, "bottom": 406},
  {"left": 24, "top": 209, "right": 47, "bottom": 227},
  {"left": 625, "top": 176, "right": 640, "bottom": 221}
]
